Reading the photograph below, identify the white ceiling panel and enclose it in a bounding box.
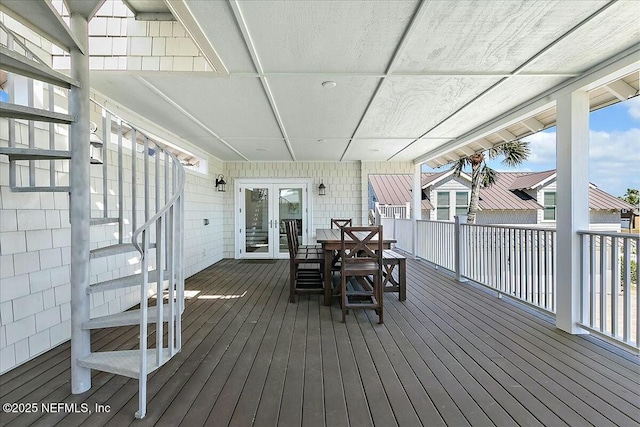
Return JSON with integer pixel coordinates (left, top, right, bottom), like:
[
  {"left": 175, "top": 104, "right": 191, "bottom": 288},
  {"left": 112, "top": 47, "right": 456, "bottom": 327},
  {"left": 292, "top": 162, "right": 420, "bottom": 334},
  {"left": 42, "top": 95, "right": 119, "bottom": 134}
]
[
  {"left": 237, "top": 0, "right": 420, "bottom": 73},
  {"left": 142, "top": 74, "right": 282, "bottom": 139},
  {"left": 524, "top": 1, "right": 640, "bottom": 73},
  {"left": 224, "top": 138, "right": 292, "bottom": 161},
  {"left": 183, "top": 0, "right": 256, "bottom": 73},
  {"left": 90, "top": 73, "right": 210, "bottom": 140},
  {"left": 395, "top": 0, "right": 608, "bottom": 73},
  {"left": 267, "top": 76, "right": 380, "bottom": 138},
  {"left": 428, "top": 76, "right": 567, "bottom": 138},
  {"left": 356, "top": 76, "right": 500, "bottom": 138},
  {"left": 289, "top": 138, "right": 349, "bottom": 162},
  {"left": 343, "top": 139, "right": 414, "bottom": 161}
]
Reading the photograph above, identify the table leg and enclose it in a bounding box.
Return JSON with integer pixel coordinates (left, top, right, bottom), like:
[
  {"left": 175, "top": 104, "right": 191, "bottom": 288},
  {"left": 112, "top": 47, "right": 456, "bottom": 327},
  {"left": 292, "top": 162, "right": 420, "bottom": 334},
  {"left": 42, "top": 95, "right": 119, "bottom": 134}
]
[{"left": 324, "top": 247, "right": 332, "bottom": 305}]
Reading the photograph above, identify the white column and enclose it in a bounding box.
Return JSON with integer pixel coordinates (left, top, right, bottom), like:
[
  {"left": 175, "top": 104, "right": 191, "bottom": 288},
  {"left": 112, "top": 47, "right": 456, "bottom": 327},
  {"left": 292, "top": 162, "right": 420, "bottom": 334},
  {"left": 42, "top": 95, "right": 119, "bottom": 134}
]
[
  {"left": 411, "top": 162, "right": 422, "bottom": 257},
  {"left": 69, "top": 13, "right": 91, "bottom": 393},
  {"left": 555, "top": 90, "right": 590, "bottom": 334}
]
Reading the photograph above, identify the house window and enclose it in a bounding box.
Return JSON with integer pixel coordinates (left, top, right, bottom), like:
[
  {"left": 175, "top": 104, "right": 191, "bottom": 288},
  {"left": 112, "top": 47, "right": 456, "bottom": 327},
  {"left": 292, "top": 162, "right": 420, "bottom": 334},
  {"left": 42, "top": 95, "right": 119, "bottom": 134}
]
[
  {"left": 455, "top": 191, "right": 469, "bottom": 217},
  {"left": 543, "top": 192, "right": 556, "bottom": 221},
  {"left": 437, "top": 192, "right": 450, "bottom": 220}
]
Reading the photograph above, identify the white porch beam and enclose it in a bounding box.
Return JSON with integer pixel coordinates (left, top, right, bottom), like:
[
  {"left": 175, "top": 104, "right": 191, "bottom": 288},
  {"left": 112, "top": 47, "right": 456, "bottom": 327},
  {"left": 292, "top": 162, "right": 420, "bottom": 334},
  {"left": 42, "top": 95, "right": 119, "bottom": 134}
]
[
  {"left": 415, "top": 45, "right": 639, "bottom": 165},
  {"left": 522, "top": 117, "right": 544, "bottom": 133},
  {"left": 604, "top": 79, "right": 636, "bottom": 101},
  {"left": 555, "top": 90, "right": 590, "bottom": 335},
  {"left": 412, "top": 162, "right": 422, "bottom": 258}
]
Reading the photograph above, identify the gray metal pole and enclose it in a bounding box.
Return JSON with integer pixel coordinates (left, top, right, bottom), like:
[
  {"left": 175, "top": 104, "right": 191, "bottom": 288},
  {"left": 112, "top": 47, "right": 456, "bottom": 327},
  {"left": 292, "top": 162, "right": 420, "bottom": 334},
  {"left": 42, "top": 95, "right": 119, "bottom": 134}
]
[{"left": 69, "top": 12, "right": 91, "bottom": 394}]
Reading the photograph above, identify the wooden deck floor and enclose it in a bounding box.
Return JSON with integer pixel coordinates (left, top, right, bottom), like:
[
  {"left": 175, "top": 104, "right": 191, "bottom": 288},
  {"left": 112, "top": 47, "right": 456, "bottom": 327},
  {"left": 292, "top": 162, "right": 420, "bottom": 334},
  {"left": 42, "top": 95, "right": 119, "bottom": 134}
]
[{"left": 1, "top": 257, "right": 639, "bottom": 427}]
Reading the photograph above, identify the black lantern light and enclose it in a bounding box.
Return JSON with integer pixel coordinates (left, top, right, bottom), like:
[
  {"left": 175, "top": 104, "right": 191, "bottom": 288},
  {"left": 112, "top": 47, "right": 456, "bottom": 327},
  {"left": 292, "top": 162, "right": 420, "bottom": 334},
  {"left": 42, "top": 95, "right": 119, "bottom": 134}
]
[
  {"left": 318, "top": 179, "right": 326, "bottom": 196},
  {"left": 215, "top": 174, "right": 227, "bottom": 192}
]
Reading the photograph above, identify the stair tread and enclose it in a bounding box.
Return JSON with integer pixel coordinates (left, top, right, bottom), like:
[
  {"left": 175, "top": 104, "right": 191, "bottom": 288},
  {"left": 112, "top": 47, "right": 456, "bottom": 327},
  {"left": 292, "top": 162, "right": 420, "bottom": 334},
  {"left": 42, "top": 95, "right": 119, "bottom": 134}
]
[
  {"left": 87, "top": 270, "right": 169, "bottom": 294},
  {"left": 90, "top": 243, "right": 140, "bottom": 258},
  {"left": 0, "top": 46, "right": 80, "bottom": 88},
  {"left": 10, "top": 185, "right": 71, "bottom": 193},
  {"left": 77, "top": 349, "right": 172, "bottom": 379},
  {"left": 90, "top": 217, "right": 120, "bottom": 226},
  {"left": 83, "top": 304, "right": 175, "bottom": 329},
  {"left": 0, "top": 102, "right": 75, "bottom": 124},
  {"left": 0, "top": 147, "right": 71, "bottom": 160}
]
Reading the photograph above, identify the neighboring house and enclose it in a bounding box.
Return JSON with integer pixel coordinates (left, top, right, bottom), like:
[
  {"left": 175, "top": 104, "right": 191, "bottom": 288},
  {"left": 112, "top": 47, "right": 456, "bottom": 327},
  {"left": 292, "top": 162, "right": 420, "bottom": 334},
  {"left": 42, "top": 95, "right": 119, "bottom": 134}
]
[{"left": 370, "top": 170, "right": 635, "bottom": 231}]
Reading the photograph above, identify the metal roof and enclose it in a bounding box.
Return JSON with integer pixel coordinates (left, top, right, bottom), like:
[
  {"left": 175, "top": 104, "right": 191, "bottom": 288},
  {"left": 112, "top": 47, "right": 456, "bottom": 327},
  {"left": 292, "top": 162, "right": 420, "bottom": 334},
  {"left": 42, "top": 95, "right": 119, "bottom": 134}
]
[
  {"left": 369, "top": 174, "right": 432, "bottom": 210},
  {"left": 370, "top": 171, "right": 635, "bottom": 212},
  {"left": 509, "top": 170, "right": 556, "bottom": 190}
]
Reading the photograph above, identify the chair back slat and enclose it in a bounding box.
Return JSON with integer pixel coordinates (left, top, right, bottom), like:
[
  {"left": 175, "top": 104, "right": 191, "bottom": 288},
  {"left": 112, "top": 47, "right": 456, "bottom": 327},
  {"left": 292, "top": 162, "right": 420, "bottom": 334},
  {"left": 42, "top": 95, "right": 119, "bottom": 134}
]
[
  {"left": 331, "top": 218, "right": 352, "bottom": 229},
  {"left": 283, "top": 219, "right": 297, "bottom": 259},
  {"left": 341, "top": 226, "right": 383, "bottom": 265}
]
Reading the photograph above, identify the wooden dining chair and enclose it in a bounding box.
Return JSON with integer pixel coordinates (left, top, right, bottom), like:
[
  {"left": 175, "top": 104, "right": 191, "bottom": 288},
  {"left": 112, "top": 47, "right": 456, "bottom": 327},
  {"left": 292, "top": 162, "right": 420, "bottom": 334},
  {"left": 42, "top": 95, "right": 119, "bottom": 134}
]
[
  {"left": 284, "top": 219, "right": 324, "bottom": 303},
  {"left": 340, "top": 226, "right": 383, "bottom": 323}
]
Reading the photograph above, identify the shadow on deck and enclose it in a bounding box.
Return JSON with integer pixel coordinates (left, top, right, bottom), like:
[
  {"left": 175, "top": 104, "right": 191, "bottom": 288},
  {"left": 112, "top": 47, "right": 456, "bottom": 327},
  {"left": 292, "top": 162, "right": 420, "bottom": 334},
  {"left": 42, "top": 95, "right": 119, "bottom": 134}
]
[{"left": 1, "top": 257, "right": 639, "bottom": 426}]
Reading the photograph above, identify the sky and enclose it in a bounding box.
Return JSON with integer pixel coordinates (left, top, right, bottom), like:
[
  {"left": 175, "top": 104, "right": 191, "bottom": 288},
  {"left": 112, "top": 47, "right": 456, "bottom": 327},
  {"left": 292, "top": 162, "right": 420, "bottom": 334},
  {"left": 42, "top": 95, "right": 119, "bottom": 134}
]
[{"left": 424, "top": 96, "right": 640, "bottom": 199}]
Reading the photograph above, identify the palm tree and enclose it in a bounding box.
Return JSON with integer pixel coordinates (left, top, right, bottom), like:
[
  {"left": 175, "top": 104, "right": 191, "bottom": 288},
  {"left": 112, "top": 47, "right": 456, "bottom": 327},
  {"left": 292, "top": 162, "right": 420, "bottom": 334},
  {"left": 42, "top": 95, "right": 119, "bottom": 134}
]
[{"left": 450, "top": 140, "right": 531, "bottom": 224}]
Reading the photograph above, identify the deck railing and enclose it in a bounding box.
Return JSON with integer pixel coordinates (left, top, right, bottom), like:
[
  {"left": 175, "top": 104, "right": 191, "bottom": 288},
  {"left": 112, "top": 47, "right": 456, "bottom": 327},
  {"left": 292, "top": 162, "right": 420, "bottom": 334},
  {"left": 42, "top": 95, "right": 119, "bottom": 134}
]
[
  {"left": 394, "top": 218, "right": 413, "bottom": 253},
  {"left": 460, "top": 223, "right": 556, "bottom": 313},
  {"left": 578, "top": 231, "right": 638, "bottom": 349},
  {"left": 375, "top": 202, "right": 410, "bottom": 219},
  {"left": 379, "top": 216, "right": 639, "bottom": 350},
  {"left": 416, "top": 220, "right": 455, "bottom": 271}
]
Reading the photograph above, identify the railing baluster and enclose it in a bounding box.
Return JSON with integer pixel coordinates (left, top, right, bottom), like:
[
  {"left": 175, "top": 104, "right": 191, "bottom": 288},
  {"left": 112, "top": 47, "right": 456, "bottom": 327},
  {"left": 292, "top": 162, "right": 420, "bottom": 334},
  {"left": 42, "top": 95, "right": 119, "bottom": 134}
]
[
  {"left": 599, "top": 235, "right": 607, "bottom": 332},
  {"left": 138, "top": 229, "right": 149, "bottom": 419},
  {"left": 623, "top": 237, "right": 632, "bottom": 342},
  {"left": 144, "top": 136, "right": 150, "bottom": 223},
  {"left": 118, "top": 122, "right": 123, "bottom": 244},
  {"left": 102, "top": 111, "right": 109, "bottom": 218},
  {"left": 589, "top": 235, "right": 596, "bottom": 327},
  {"left": 7, "top": 32, "right": 16, "bottom": 188},
  {"left": 611, "top": 236, "right": 619, "bottom": 338},
  {"left": 48, "top": 84, "right": 55, "bottom": 186},
  {"left": 131, "top": 129, "right": 137, "bottom": 233},
  {"left": 27, "top": 63, "right": 35, "bottom": 187}
]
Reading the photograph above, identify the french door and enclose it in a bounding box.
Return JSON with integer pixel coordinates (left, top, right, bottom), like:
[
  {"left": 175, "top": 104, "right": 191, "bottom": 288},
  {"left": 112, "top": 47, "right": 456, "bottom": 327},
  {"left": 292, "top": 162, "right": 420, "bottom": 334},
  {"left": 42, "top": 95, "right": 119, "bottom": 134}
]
[{"left": 236, "top": 179, "right": 311, "bottom": 259}]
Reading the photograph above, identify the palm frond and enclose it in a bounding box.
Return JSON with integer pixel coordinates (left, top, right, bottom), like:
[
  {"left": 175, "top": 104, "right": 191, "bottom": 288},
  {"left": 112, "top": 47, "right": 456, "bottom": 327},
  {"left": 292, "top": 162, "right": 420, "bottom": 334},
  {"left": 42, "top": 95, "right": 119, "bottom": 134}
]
[
  {"left": 450, "top": 158, "right": 468, "bottom": 177},
  {"left": 499, "top": 140, "right": 531, "bottom": 167},
  {"left": 481, "top": 165, "right": 497, "bottom": 187}
]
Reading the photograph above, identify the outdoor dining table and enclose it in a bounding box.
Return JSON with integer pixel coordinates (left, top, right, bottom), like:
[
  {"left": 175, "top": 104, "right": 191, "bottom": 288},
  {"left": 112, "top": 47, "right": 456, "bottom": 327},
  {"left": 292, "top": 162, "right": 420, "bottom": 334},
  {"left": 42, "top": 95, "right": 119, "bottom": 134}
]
[{"left": 315, "top": 228, "right": 397, "bottom": 306}]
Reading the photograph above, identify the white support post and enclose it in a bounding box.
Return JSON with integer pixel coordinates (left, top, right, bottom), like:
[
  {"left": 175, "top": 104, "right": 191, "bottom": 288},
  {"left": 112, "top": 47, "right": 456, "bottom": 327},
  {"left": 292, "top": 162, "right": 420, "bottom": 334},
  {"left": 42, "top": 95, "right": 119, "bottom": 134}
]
[
  {"left": 454, "top": 216, "right": 462, "bottom": 281},
  {"left": 556, "top": 90, "right": 590, "bottom": 334},
  {"left": 411, "top": 163, "right": 422, "bottom": 258},
  {"left": 69, "top": 13, "right": 91, "bottom": 394}
]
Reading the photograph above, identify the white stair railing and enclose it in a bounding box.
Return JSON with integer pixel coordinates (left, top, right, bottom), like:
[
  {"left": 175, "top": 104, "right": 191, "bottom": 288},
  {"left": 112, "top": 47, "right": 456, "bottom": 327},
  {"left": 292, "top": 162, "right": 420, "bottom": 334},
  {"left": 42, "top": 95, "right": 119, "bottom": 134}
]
[{"left": 1, "top": 24, "right": 186, "bottom": 418}]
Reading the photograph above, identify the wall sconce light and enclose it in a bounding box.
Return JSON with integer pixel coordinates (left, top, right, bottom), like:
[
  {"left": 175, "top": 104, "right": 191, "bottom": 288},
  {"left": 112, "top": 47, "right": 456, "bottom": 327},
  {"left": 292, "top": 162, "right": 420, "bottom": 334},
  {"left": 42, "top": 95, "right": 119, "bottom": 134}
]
[
  {"left": 318, "top": 179, "right": 326, "bottom": 196},
  {"left": 216, "top": 174, "right": 226, "bottom": 192},
  {"left": 89, "top": 121, "right": 103, "bottom": 164}
]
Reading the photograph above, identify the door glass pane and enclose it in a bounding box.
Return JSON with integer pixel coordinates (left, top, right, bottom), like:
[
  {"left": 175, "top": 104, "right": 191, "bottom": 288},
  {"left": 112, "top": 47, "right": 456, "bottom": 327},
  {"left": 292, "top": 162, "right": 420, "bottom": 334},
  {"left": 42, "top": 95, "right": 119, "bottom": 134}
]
[
  {"left": 245, "top": 188, "right": 269, "bottom": 253},
  {"left": 279, "top": 188, "right": 303, "bottom": 253}
]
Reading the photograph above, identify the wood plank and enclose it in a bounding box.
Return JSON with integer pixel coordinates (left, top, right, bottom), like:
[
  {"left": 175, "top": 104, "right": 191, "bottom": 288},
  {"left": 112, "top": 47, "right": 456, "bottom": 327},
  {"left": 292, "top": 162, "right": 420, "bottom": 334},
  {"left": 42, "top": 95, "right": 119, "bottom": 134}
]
[
  {"left": 404, "top": 260, "right": 638, "bottom": 426},
  {"left": 1, "top": 257, "right": 637, "bottom": 427},
  {"left": 318, "top": 298, "right": 348, "bottom": 427}
]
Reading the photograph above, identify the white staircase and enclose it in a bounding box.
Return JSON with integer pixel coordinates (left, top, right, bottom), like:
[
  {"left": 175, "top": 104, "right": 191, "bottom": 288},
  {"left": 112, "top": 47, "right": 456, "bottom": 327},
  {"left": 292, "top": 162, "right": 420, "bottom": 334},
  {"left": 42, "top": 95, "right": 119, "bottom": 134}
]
[{"left": 0, "top": 4, "right": 184, "bottom": 419}]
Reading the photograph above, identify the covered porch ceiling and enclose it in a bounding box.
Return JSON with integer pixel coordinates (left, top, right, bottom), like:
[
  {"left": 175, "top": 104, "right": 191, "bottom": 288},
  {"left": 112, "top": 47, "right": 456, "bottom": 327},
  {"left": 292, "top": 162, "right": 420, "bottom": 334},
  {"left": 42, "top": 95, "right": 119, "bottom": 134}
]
[{"left": 5, "top": 0, "right": 640, "bottom": 164}]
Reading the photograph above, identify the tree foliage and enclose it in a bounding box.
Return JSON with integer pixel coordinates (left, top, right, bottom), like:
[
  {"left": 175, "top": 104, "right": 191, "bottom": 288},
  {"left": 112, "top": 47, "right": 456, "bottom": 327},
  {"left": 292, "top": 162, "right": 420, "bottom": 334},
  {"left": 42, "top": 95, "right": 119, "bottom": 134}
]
[
  {"left": 449, "top": 140, "right": 531, "bottom": 224},
  {"left": 619, "top": 188, "right": 639, "bottom": 207}
]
